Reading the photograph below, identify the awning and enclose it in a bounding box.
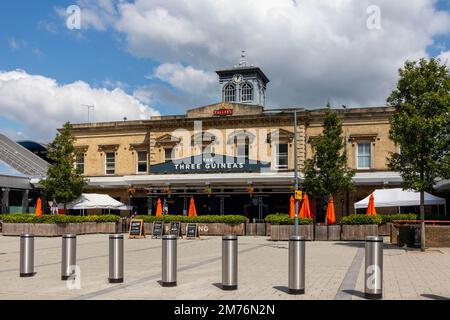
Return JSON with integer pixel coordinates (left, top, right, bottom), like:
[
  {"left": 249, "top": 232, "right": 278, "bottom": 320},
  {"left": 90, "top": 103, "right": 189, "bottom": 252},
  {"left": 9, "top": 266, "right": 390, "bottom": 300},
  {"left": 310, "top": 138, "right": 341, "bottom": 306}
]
[{"left": 354, "top": 188, "right": 446, "bottom": 209}]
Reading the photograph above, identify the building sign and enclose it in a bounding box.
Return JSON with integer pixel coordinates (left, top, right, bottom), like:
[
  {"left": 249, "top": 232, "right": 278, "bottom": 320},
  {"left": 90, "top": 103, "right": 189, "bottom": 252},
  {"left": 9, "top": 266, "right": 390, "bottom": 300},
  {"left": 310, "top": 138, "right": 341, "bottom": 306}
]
[
  {"left": 150, "top": 154, "right": 271, "bottom": 174},
  {"left": 213, "top": 103, "right": 233, "bottom": 116}
]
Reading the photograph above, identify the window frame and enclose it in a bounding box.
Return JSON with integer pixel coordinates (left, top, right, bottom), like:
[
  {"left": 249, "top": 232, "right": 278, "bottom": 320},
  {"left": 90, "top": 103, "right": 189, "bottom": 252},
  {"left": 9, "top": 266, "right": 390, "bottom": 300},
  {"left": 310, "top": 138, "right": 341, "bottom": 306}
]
[
  {"left": 275, "top": 143, "right": 289, "bottom": 170},
  {"left": 356, "top": 142, "right": 372, "bottom": 170},
  {"left": 240, "top": 82, "right": 253, "bottom": 102},
  {"left": 105, "top": 152, "right": 116, "bottom": 175},
  {"left": 136, "top": 151, "right": 148, "bottom": 174},
  {"left": 223, "top": 83, "right": 236, "bottom": 102},
  {"left": 164, "top": 148, "right": 173, "bottom": 163},
  {"left": 74, "top": 153, "right": 85, "bottom": 174}
]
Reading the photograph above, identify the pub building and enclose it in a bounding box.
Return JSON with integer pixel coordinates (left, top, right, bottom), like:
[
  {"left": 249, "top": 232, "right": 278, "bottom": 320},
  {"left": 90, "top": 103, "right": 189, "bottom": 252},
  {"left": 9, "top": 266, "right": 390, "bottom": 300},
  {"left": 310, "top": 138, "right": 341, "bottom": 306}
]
[{"left": 69, "top": 57, "right": 404, "bottom": 222}]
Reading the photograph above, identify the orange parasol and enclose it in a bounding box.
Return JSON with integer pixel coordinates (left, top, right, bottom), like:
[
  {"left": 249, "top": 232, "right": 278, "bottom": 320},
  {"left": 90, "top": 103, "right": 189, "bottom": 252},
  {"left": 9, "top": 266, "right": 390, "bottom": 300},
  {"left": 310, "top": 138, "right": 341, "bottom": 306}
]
[
  {"left": 326, "top": 195, "right": 336, "bottom": 225},
  {"left": 155, "top": 198, "right": 163, "bottom": 217},
  {"left": 366, "top": 193, "right": 377, "bottom": 216},
  {"left": 35, "top": 198, "right": 43, "bottom": 217},
  {"left": 289, "top": 196, "right": 295, "bottom": 219},
  {"left": 299, "top": 193, "right": 313, "bottom": 219},
  {"left": 188, "top": 196, "right": 198, "bottom": 217}
]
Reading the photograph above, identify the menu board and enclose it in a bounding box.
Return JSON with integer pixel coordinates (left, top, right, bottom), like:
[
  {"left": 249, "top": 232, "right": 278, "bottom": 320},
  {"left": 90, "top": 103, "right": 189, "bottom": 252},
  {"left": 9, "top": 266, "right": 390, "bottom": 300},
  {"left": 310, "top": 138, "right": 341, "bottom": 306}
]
[
  {"left": 169, "top": 221, "right": 182, "bottom": 237},
  {"left": 129, "top": 219, "right": 145, "bottom": 239},
  {"left": 152, "top": 221, "right": 164, "bottom": 238},
  {"left": 186, "top": 223, "right": 199, "bottom": 240}
]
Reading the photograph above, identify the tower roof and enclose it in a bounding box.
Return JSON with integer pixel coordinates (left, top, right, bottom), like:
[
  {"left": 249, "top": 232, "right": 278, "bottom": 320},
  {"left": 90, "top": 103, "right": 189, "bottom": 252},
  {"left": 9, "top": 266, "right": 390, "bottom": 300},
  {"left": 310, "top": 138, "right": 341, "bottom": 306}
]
[{"left": 215, "top": 66, "right": 270, "bottom": 84}]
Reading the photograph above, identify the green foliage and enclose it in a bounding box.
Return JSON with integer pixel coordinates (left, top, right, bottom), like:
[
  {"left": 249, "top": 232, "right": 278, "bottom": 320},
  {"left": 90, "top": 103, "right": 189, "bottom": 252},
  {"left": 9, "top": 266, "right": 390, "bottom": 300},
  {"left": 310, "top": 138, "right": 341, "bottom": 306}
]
[
  {"left": 387, "top": 58, "right": 450, "bottom": 219},
  {"left": 41, "top": 122, "right": 87, "bottom": 207},
  {"left": 265, "top": 213, "right": 313, "bottom": 225},
  {"left": 302, "top": 105, "right": 355, "bottom": 200},
  {"left": 340, "top": 215, "right": 383, "bottom": 225},
  {"left": 135, "top": 215, "right": 247, "bottom": 224},
  {"left": 379, "top": 214, "right": 418, "bottom": 224},
  {"left": 1, "top": 214, "right": 120, "bottom": 224}
]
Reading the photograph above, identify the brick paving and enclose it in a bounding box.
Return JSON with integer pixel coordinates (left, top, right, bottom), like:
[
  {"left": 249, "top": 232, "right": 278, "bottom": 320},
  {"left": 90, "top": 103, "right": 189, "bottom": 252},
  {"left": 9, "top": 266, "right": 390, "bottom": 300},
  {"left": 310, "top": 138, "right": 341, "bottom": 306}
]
[{"left": 0, "top": 235, "right": 449, "bottom": 300}]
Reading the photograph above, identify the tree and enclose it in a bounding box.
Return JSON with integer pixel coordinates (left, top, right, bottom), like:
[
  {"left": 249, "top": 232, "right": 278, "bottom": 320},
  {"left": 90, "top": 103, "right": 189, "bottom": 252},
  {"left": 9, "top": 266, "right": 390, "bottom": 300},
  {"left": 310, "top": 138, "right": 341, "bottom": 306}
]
[
  {"left": 41, "top": 122, "right": 86, "bottom": 213},
  {"left": 302, "top": 104, "right": 355, "bottom": 222},
  {"left": 387, "top": 58, "right": 450, "bottom": 250}
]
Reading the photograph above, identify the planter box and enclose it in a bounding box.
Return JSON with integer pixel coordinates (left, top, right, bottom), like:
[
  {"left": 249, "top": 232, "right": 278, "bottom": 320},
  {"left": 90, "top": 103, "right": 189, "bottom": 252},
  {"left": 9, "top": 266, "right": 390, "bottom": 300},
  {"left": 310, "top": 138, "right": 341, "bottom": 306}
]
[
  {"left": 341, "top": 225, "right": 379, "bottom": 241},
  {"left": 378, "top": 223, "right": 392, "bottom": 236},
  {"left": 270, "top": 225, "right": 313, "bottom": 241},
  {"left": 143, "top": 222, "right": 245, "bottom": 236},
  {"left": 2, "top": 222, "right": 118, "bottom": 237},
  {"left": 314, "top": 225, "right": 341, "bottom": 241},
  {"left": 266, "top": 224, "right": 271, "bottom": 236}
]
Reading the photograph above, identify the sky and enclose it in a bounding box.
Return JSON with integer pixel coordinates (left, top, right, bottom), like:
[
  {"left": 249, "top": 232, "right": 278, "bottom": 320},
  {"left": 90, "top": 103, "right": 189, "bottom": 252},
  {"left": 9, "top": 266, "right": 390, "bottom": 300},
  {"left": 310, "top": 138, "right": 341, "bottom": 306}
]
[{"left": 0, "top": 0, "right": 449, "bottom": 143}]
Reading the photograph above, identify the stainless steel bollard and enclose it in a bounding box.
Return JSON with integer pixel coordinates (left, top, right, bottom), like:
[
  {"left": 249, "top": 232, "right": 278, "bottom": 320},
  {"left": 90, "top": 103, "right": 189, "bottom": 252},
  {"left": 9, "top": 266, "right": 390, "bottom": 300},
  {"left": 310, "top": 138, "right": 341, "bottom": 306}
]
[
  {"left": 365, "top": 236, "right": 383, "bottom": 299},
  {"left": 288, "top": 235, "right": 305, "bottom": 294},
  {"left": 61, "top": 234, "right": 77, "bottom": 280},
  {"left": 20, "top": 233, "right": 35, "bottom": 277},
  {"left": 108, "top": 234, "right": 124, "bottom": 283},
  {"left": 222, "top": 234, "right": 238, "bottom": 290},
  {"left": 162, "top": 235, "right": 177, "bottom": 287}
]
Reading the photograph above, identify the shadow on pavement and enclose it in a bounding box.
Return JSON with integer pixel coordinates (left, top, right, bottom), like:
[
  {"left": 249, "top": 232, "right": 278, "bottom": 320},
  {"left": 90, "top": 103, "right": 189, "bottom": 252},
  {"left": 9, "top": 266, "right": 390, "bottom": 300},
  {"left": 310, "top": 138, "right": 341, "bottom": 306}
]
[
  {"left": 341, "top": 289, "right": 366, "bottom": 299},
  {"left": 212, "top": 283, "right": 223, "bottom": 290},
  {"left": 273, "top": 286, "right": 290, "bottom": 294},
  {"left": 421, "top": 294, "right": 450, "bottom": 300}
]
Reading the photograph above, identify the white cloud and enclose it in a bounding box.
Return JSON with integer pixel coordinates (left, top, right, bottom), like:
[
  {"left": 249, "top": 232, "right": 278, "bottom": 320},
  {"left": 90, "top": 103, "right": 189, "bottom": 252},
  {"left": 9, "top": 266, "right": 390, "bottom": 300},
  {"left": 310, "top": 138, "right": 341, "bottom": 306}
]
[
  {"left": 109, "top": 0, "right": 450, "bottom": 108},
  {"left": 437, "top": 50, "right": 450, "bottom": 68},
  {"left": 0, "top": 70, "right": 160, "bottom": 141}
]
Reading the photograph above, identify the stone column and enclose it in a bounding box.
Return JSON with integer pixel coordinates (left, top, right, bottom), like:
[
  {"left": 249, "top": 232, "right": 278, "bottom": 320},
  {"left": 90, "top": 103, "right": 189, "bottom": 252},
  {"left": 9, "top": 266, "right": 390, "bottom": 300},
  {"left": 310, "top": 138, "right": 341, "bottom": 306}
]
[
  {"left": 1, "top": 188, "right": 10, "bottom": 214},
  {"left": 22, "top": 190, "right": 30, "bottom": 213}
]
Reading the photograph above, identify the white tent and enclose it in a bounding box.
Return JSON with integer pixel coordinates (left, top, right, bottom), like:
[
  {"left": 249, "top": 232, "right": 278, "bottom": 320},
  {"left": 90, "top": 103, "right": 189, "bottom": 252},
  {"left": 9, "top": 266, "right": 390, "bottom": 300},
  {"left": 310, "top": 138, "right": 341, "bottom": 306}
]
[
  {"left": 60, "top": 193, "right": 130, "bottom": 211},
  {"left": 354, "top": 188, "right": 446, "bottom": 213}
]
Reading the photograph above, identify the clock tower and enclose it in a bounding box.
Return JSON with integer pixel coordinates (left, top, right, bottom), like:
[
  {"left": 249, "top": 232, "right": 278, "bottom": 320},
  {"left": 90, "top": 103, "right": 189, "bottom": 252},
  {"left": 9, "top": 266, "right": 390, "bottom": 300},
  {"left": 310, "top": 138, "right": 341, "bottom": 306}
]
[{"left": 216, "top": 51, "right": 269, "bottom": 106}]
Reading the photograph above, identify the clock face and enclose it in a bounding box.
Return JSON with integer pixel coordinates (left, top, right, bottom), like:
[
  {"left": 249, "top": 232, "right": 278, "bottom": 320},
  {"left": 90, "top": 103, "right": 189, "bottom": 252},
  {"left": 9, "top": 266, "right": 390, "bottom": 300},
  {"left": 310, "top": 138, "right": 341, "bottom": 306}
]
[{"left": 232, "top": 74, "right": 243, "bottom": 84}]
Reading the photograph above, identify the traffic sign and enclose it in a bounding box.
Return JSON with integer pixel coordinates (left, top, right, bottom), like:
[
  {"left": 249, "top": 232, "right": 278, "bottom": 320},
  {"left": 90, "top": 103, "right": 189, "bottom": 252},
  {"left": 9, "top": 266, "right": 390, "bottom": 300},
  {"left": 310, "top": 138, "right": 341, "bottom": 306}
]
[{"left": 295, "top": 190, "right": 303, "bottom": 200}]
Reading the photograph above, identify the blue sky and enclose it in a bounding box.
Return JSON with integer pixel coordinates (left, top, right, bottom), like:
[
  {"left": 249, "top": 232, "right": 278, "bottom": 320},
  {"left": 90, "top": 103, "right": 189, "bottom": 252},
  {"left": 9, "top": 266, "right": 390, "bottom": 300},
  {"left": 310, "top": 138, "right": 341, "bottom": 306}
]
[{"left": 0, "top": 0, "right": 449, "bottom": 142}]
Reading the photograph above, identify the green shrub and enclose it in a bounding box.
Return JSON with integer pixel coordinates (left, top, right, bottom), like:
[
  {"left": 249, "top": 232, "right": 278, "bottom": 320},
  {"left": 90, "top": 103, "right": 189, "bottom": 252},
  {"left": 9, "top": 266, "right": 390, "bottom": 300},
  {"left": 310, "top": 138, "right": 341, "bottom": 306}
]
[
  {"left": 265, "top": 213, "right": 313, "bottom": 225},
  {"left": 1, "top": 214, "right": 120, "bottom": 224},
  {"left": 379, "top": 214, "right": 418, "bottom": 224},
  {"left": 340, "top": 214, "right": 383, "bottom": 225},
  {"left": 135, "top": 215, "right": 247, "bottom": 224}
]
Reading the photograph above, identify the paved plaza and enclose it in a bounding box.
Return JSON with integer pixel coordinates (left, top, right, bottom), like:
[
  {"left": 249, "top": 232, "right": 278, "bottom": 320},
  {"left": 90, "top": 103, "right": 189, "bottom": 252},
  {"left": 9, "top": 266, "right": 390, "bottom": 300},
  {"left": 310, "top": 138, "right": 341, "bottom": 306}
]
[{"left": 0, "top": 234, "right": 449, "bottom": 300}]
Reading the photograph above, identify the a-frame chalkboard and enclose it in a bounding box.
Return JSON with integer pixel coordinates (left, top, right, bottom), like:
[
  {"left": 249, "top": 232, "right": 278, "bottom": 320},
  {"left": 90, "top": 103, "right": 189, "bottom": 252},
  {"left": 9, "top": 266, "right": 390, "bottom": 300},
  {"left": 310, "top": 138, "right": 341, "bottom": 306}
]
[
  {"left": 152, "top": 221, "right": 164, "bottom": 239},
  {"left": 129, "top": 219, "right": 145, "bottom": 239},
  {"left": 169, "top": 221, "right": 182, "bottom": 238},
  {"left": 186, "top": 223, "right": 199, "bottom": 240}
]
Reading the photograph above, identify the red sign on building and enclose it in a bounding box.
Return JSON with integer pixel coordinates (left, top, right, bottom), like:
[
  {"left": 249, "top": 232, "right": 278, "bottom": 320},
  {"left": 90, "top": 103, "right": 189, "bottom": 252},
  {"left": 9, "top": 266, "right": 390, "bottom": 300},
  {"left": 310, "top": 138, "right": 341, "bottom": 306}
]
[{"left": 213, "top": 108, "right": 233, "bottom": 116}]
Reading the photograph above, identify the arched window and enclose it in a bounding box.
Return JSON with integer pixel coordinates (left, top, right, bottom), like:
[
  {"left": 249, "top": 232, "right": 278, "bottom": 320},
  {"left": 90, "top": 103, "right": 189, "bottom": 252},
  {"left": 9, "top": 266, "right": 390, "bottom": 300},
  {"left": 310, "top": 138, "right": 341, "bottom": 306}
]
[
  {"left": 223, "top": 84, "right": 236, "bottom": 102},
  {"left": 241, "top": 83, "right": 253, "bottom": 102}
]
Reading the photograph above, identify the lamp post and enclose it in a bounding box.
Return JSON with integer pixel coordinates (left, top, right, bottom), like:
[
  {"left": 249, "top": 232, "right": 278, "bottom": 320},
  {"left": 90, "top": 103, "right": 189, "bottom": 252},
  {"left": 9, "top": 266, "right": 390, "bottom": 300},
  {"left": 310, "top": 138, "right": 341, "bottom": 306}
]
[{"left": 265, "top": 107, "right": 304, "bottom": 236}]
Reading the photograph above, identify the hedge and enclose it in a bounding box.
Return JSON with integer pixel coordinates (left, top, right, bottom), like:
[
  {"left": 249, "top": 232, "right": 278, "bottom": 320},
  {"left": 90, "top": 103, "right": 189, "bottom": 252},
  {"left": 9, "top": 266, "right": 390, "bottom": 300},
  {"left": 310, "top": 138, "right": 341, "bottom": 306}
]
[
  {"left": 340, "top": 214, "right": 383, "bottom": 225},
  {"left": 265, "top": 213, "right": 313, "bottom": 225},
  {"left": 379, "top": 214, "right": 418, "bottom": 224},
  {"left": 1, "top": 214, "right": 120, "bottom": 224},
  {"left": 135, "top": 215, "right": 247, "bottom": 224}
]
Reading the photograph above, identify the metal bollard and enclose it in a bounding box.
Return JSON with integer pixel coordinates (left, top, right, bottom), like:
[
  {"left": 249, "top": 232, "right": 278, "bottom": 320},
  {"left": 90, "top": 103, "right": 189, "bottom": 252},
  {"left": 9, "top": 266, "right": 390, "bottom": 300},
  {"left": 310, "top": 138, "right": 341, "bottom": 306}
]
[
  {"left": 108, "top": 234, "right": 124, "bottom": 283},
  {"left": 61, "top": 234, "right": 77, "bottom": 280},
  {"left": 222, "top": 234, "right": 238, "bottom": 290},
  {"left": 20, "top": 233, "right": 35, "bottom": 277},
  {"left": 365, "top": 236, "right": 383, "bottom": 299},
  {"left": 162, "top": 235, "right": 177, "bottom": 287},
  {"left": 288, "top": 235, "right": 305, "bottom": 294}
]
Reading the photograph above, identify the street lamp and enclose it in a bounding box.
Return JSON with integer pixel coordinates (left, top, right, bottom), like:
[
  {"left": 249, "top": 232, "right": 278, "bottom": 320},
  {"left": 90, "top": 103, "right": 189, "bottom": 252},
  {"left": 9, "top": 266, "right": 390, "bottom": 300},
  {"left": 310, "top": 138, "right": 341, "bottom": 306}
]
[{"left": 264, "top": 107, "right": 304, "bottom": 236}]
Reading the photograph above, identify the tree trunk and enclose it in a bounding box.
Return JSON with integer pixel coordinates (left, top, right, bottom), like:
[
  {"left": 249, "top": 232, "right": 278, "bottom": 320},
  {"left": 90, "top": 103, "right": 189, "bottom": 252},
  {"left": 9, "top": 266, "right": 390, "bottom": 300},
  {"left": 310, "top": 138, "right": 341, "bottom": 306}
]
[
  {"left": 64, "top": 203, "right": 67, "bottom": 216},
  {"left": 420, "top": 190, "right": 425, "bottom": 251}
]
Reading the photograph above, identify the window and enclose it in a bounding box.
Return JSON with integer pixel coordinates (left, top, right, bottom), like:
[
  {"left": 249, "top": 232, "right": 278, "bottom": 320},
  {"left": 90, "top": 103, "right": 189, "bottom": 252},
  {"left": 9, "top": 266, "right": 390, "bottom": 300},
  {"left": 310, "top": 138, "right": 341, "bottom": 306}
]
[
  {"left": 74, "top": 153, "right": 84, "bottom": 174},
  {"left": 223, "top": 84, "right": 236, "bottom": 102},
  {"left": 276, "top": 144, "right": 288, "bottom": 169},
  {"left": 137, "top": 151, "right": 148, "bottom": 174},
  {"left": 357, "top": 143, "right": 371, "bottom": 169},
  {"left": 165, "top": 148, "right": 173, "bottom": 162},
  {"left": 236, "top": 141, "right": 249, "bottom": 160},
  {"left": 241, "top": 83, "right": 253, "bottom": 102},
  {"left": 105, "top": 152, "right": 115, "bottom": 175}
]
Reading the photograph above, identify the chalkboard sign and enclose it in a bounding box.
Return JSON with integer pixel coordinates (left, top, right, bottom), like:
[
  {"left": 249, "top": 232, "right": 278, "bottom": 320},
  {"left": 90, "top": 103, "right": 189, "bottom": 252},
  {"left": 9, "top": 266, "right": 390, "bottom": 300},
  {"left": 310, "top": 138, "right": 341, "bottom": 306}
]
[
  {"left": 186, "top": 223, "right": 199, "bottom": 240},
  {"left": 152, "top": 221, "right": 164, "bottom": 238},
  {"left": 169, "top": 221, "right": 182, "bottom": 237},
  {"left": 129, "top": 219, "right": 145, "bottom": 239}
]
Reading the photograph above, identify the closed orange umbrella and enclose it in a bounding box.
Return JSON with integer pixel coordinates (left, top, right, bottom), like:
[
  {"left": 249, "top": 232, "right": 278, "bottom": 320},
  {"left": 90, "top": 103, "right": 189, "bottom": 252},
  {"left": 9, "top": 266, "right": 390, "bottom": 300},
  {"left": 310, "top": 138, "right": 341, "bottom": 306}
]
[
  {"left": 289, "top": 196, "right": 295, "bottom": 219},
  {"left": 299, "top": 193, "right": 313, "bottom": 219},
  {"left": 326, "top": 195, "right": 336, "bottom": 225},
  {"left": 366, "top": 193, "right": 377, "bottom": 216},
  {"left": 188, "top": 196, "right": 197, "bottom": 217},
  {"left": 155, "top": 198, "right": 163, "bottom": 217},
  {"left": 35, "top": 198, "right": 43, "bottom": 217}
]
